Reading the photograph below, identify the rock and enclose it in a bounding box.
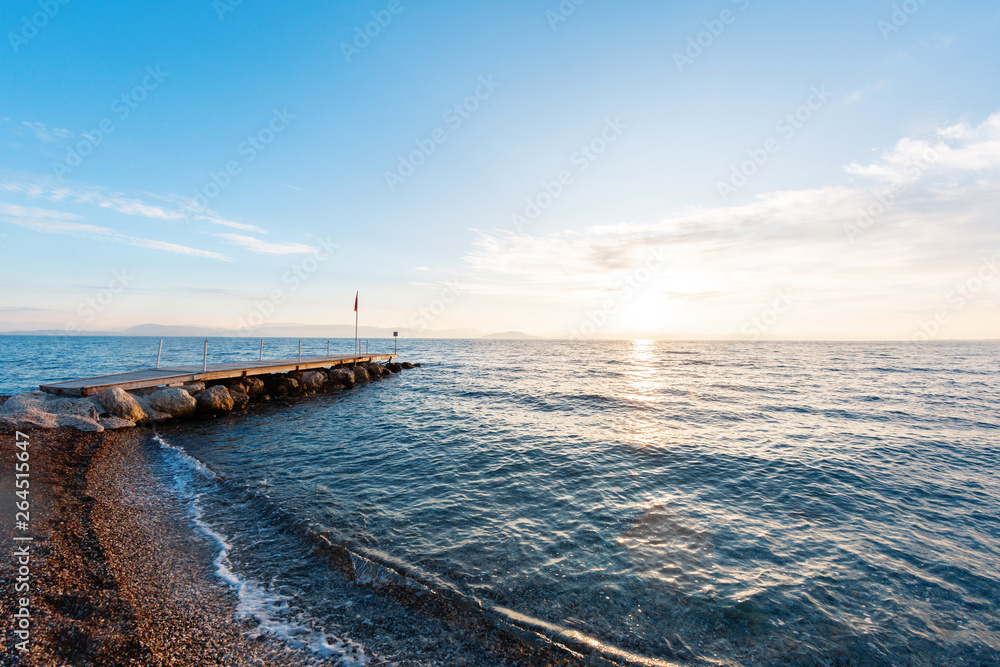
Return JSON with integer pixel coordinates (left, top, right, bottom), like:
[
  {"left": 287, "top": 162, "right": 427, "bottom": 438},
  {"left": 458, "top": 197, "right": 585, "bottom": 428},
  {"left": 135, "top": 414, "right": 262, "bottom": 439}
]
[
  {"left": 277, "top": 377, "right": 299, "bottom": 393},
  {"left": 1, "top": 414, "right": 58, "bottom": 430},
  {"left": 228, "top": 379, "right": 248, "bottom": 393},
  {"left": 97, "top": 387, "right": 147, "bottom": 422},
  {"left": 328, "top": 369, "right": 355, "bottom": 387},
  {"left": 1, "top": 393, "right": 45, "bottom": 414},
  {"left": 143, "top": 409, "right": 172, "bottom": 422},
  {"left": 99, "top": 416, "right": 136, "bottom": 430},
  {"left": 401, "top": 362, "right": 414, "bottom": 369},
  {"left": 0, "top": 394, "right": 59, "bottom": 429},
  {"left": 352, "top": 365, "right": 370, "bottom": 382},
  {"left": 245, "top": 377, "right": 265, "bottom": 396},
  {"left": 274, "top": 385, "right": 289, "bottom": 397},
  {"left": 196, "top": 385, "right": 234, "bottom": 414},
  {"left": 301, "top": 371, "right": 326, "bottom": 392},
  {"left": 183, "top": 382, "right": 206, "bottom": 394},
  {"left": 49, "top": 397, "right": 101, "bottom": 421},
  {"left": 385, "top": 363, "right": 402, "bottom": 373},
  {"left": 414, "top": 363, "right": 421, "bottom": 367},
  {"left": 57, "top": 414, "right": 103, "bottom": 432},
  {"left": 148, "top": 388, "right": 197, "bottom": 417},
  {"left": 230, "top": 390, "right": 250, "bottom": 410}
]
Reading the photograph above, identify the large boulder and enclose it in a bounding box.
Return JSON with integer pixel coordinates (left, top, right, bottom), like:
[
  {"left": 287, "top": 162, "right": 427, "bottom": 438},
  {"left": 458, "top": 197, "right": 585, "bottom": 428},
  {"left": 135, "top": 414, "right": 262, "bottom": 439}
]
[
  {"left": 183, "top": 382, "right": 206, "bottom": 394},
  {"left": 229, "top": 388, "right": 250, "bottom": 410},
  {"left": 57, "top": 414, "right": 103, "bottom": 432},
  {"left": 142, "top": 408, "right": 172, "bottom": 422},
  {"left": 400, "top": 362, "right": 414, "bottom": 369},
  {"left": 301, "top": 371, "right": 326, "bottom": 392},
  {"left": 99, "top": 416, "right": 136, "bottom": 430},
  {"left": 97, "top": 387, "right": 147, "bottom": 422},
  {"left": 49, "top": 396, "right": 101, "bottom": 421},
  {"left": 276, "top": 377, "right": 299, "bottom": 393},
  {"left": 352, "top": 365, "right": 370, "bottom": 382},
  {"left": 0, "top": 393, "right": 59, "bottom": 429},
  {"left": 385, "top": 362, "right": 402, "bottom": 373},
  {"left": 196, "top": 385, "right": 234, "bottom": 414},
  {"left": 148, "top": 388, "right": 197, "bottom": 417},
  {"left": 328, "top": 369, "right": 355, "bottom": 387},
  {"left": 245, "top": 377, "right": 265, "bottom": 396}
]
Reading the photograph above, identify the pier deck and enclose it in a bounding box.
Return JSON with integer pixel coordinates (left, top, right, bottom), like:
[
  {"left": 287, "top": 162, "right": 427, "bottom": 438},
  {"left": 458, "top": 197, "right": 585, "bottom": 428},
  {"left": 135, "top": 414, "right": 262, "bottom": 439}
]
[{"left": 39, "top": 353, "right": 398, "bottom": 396}]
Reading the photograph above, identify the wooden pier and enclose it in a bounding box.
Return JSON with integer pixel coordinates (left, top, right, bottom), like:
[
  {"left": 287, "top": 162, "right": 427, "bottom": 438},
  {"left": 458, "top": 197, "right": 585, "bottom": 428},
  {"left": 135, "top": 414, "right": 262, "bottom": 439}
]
[{"left": 40, "top": 353, "right": 398, "bottom": 397}]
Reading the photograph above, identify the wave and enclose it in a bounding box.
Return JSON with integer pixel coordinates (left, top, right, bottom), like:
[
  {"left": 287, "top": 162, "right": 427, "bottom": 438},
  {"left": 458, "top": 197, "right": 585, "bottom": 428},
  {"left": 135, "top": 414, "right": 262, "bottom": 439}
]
[
  {"left": 155, "top": 433, "right": 370, "bottom": 665},
  {"left": 154, "top": 432, "right": 696, "bottom": 667}
]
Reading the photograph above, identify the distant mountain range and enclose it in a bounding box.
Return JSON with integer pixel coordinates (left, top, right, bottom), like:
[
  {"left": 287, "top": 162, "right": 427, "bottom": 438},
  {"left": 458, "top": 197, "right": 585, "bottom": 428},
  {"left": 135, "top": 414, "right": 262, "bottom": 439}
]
[
  {"left": 0, "top": 323, "right": 538, "bottom": 340},
  {"left": 480, "top": 331, "right": 539, "bottom": 339}
]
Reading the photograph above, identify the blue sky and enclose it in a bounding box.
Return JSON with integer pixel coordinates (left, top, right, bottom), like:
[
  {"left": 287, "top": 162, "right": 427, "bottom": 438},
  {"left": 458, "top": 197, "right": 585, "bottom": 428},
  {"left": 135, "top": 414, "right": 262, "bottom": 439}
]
[{"left": 2, "top": 0, "right": 999, "bottom": 338}]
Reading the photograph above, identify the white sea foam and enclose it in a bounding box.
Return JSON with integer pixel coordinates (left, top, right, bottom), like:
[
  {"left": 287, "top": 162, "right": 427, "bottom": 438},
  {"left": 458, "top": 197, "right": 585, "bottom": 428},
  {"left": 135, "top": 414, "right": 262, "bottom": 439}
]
[
  {"left": 154, "top": 433, "right": 217, "bottom": 480},
  {"left": 155, "top": 433, "right": 369, "bottom": 665}
]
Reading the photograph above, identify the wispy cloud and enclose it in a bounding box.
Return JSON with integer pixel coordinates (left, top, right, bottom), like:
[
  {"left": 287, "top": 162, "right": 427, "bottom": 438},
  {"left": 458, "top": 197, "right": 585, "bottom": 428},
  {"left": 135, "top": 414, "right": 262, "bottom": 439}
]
[
  {"left": 1, "top": 210, "right": 231, "bottom": 261},
  {"left": 270, "top": 179, "right": 308, "bottom": 194},
  {"left": 844, "top": 79, "right": 886, "bottom": 106},
  {"left": 20, "top": 121, "right": 72, "bottom": 143},
  {"left": 0, "top": 173, "right": 264, "bottom": 233},
  {"left": 215, "top": 233, "right": 317, "bottom": 255},
  {"left": 0, "top": 202, "right": 82, "bottom": 221}
]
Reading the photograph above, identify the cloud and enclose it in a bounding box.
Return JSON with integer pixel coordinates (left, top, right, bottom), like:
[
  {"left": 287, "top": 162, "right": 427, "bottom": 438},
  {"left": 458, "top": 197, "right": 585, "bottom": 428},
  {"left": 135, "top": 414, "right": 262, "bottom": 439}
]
[
  {"left": 461, "top": 113, "right": 1000, "bottom": 336},
  {"left": 0, "top": 173, "right": 323, "bottom": 260},
  {"left": 1, "top": 214, "right": 231, "bottom": 261},
  {"left": 844, "top": 79, "right": 886, "bottom": 106},
  {"left": 270, "top": 180, "right": 308, "bottom": 194},
  {"left": 215, "top": 233, "right": 317, "bottom": 255},
  {"left": 0, "top": 173, "right": 265, "bottom": 233},
  {"left": 21, "top": 121, "right": 72, "bottom": 143},
  {"left": 845, "top": 112, "right": 1000, "bottom": 182},
  {"left": 0, "top": 202, "right": 82, "bottom": 221}
]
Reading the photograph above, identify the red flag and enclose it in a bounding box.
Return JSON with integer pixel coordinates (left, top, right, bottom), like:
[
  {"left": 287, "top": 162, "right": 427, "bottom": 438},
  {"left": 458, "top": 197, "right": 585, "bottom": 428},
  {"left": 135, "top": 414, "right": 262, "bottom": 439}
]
[{"left": 354, "top": 292, "right": 358, "bottom": 312}]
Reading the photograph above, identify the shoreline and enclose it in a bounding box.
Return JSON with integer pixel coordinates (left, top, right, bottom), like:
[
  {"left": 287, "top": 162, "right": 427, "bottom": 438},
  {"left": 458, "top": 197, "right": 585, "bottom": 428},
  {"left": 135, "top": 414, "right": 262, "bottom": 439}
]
[{"left": 1, "top": 427, "right": 598, "bottom": 666}]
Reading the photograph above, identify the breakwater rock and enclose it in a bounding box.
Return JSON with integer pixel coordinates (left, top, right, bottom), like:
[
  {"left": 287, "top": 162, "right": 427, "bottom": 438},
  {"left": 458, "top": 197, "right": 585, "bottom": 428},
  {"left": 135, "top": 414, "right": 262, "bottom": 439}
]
[{"left": 0, "top": 361, "right": 420, "bottom": 433}]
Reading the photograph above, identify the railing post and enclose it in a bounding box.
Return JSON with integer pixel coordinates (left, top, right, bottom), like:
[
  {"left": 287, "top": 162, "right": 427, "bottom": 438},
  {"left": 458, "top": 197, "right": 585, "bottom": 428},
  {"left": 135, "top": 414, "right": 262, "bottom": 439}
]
[
  {"left": 203, "top": 340, "right": 208, "bottom": 372},
  {"left": 156, "top": 339, "right": 163, "bottom": 369},
  {"left": 298, "top": 340, "right": 302, "bottom": 363},
  {"left": 259, "top": 338, "right": 263, "bottom": 361},
  {"left": 327, "top": 339, "right": 330, "bottom": 356}
]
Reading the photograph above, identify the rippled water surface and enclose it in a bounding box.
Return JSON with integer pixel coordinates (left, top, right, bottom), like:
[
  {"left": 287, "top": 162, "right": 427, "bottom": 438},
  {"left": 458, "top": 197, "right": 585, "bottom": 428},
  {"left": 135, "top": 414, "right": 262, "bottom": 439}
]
[{"left": 4, "top": 337, "right": 999, "bottom": 665}]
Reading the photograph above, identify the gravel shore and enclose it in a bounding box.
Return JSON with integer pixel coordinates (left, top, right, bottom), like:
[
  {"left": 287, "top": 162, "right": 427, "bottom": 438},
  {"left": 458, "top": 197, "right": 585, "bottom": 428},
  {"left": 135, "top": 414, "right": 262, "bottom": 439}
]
[{"left": 0, "top": 428, "right": 593, "bottom": 666}]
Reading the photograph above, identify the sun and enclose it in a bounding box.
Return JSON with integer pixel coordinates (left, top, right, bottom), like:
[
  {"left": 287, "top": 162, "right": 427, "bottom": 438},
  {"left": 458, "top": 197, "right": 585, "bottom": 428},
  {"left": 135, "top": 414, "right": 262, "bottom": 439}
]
[{"left": 613, "top": 292, "right": 674, "bottom": 336}]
